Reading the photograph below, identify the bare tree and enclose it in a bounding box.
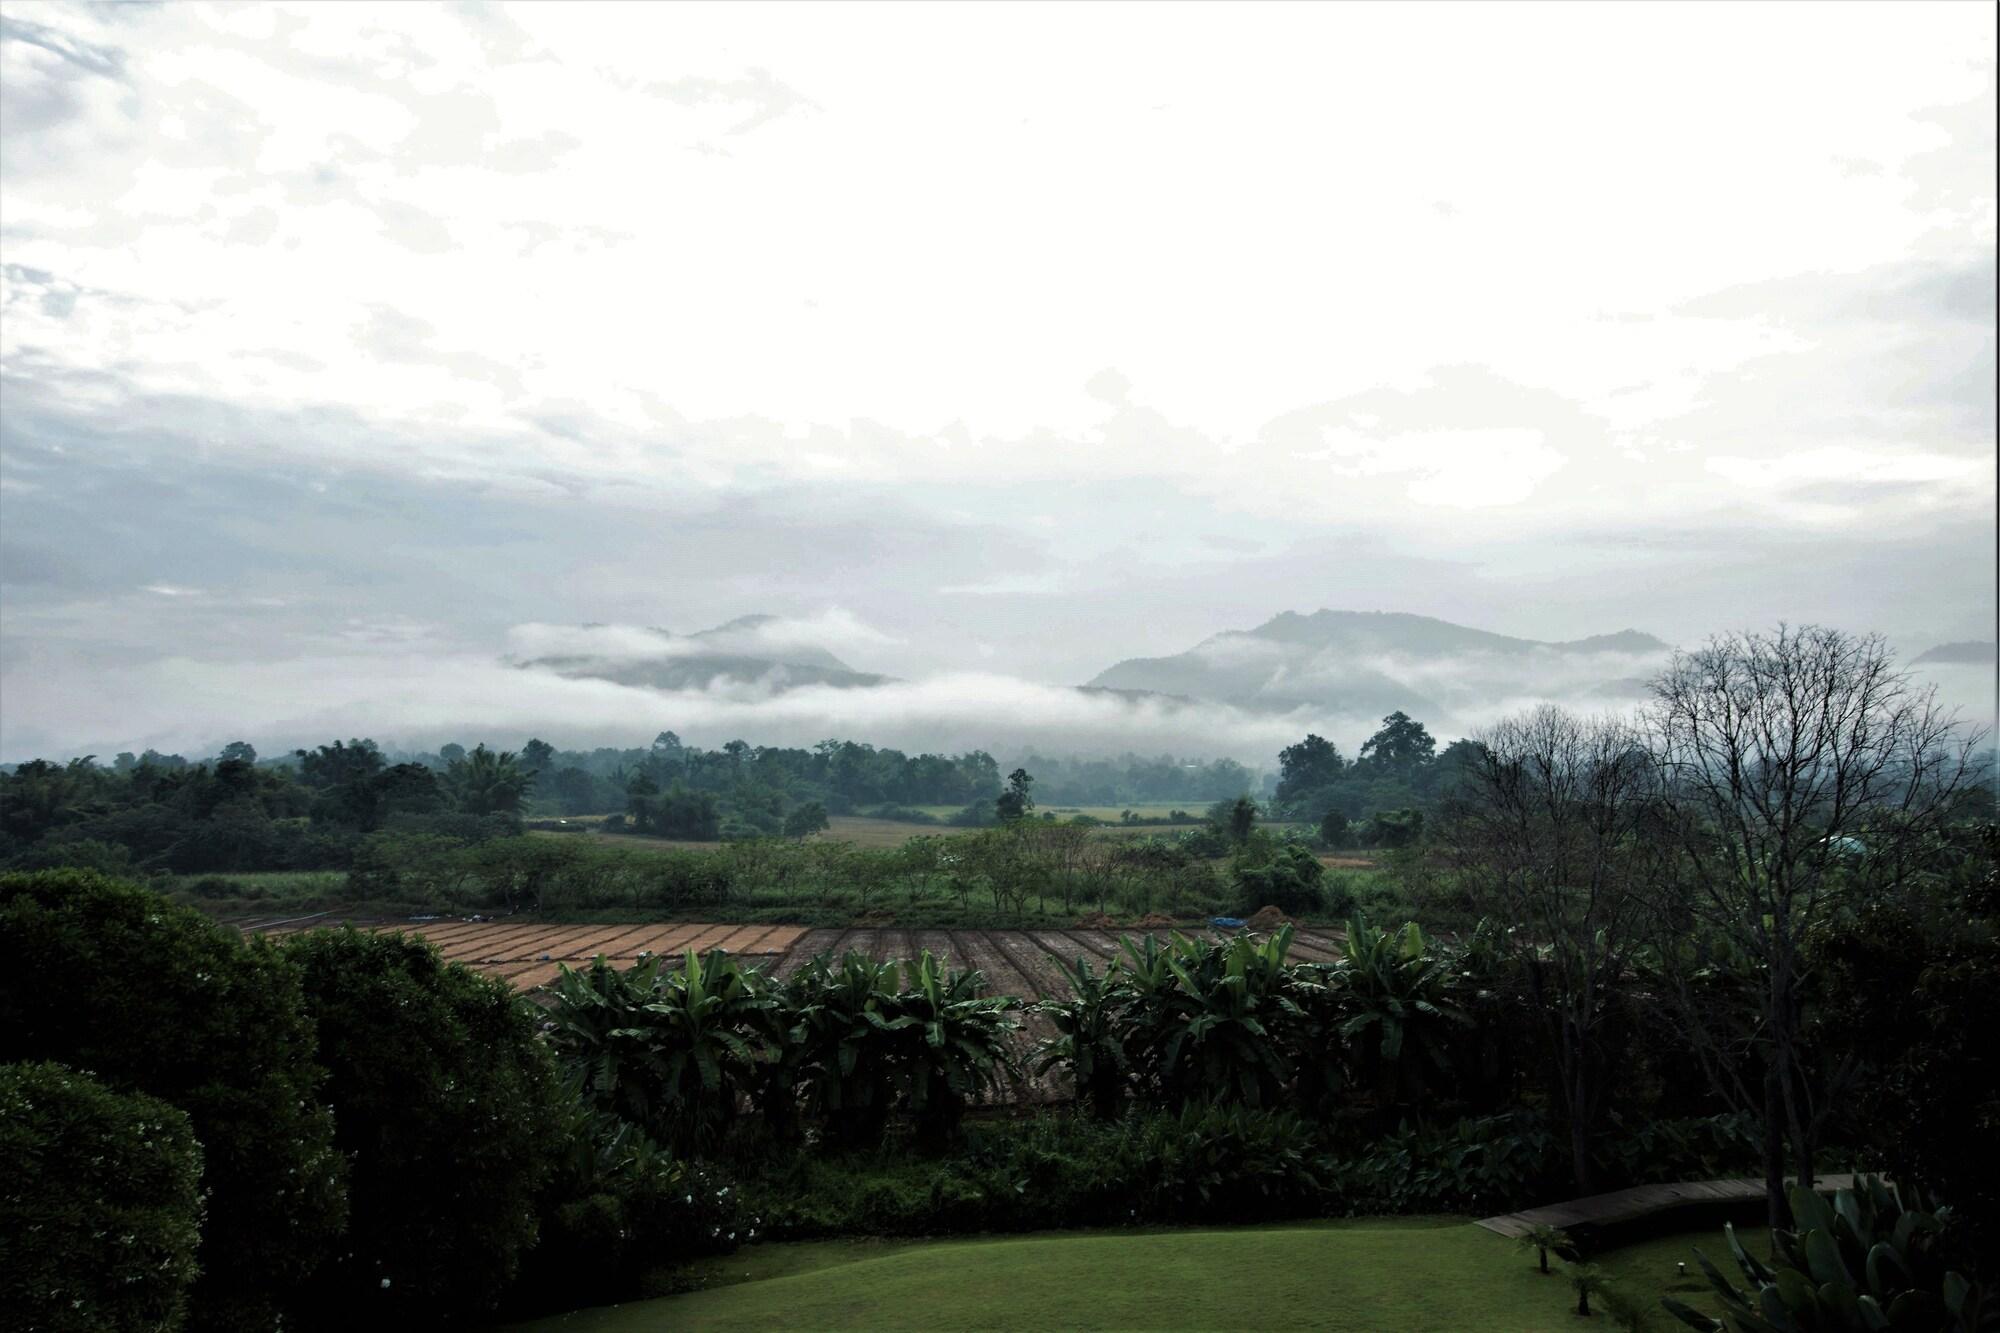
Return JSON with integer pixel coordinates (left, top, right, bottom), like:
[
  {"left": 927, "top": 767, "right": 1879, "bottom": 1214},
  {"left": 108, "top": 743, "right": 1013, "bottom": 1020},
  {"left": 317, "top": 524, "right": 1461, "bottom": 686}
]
[
  {"left": 1441, "top": 705, "right": 1663, "bottom": 1192},
  {"left": 1646, "top": 624, "right": 1982, "bottom": 1227}
]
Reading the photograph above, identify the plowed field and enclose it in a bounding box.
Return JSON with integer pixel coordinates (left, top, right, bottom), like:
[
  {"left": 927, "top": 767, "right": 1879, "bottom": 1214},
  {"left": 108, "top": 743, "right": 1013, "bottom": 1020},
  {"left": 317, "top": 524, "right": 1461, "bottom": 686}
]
[{"left": 233, "top": 914, "right": 1342, "bottom": 998}]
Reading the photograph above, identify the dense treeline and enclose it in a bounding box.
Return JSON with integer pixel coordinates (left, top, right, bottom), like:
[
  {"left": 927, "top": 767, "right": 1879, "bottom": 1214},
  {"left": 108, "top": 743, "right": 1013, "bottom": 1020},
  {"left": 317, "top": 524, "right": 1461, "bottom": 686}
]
[{"left": 0, "top": 730, "right": 1289, "bottom": 872}]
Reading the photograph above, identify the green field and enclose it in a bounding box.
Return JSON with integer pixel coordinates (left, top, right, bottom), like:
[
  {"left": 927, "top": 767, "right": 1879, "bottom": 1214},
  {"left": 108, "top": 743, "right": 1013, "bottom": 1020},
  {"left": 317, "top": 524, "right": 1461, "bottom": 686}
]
[{"left": 501, "top": 1217, "right": 1742, "bottom": 1331}]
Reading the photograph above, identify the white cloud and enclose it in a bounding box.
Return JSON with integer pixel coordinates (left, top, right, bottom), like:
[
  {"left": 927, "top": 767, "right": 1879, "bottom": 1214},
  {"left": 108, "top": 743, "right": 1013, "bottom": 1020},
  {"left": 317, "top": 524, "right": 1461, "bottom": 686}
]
[{"left": 1, "top": 2, "right": 1993, "bottom": 757}]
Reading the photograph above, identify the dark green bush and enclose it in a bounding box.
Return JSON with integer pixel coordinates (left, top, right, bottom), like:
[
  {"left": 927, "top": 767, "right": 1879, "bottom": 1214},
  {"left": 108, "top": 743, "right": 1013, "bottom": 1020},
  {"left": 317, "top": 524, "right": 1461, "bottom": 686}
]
[
  {"left": 0, "top": 870, "right": 346, "bottom": 1332},
  {"left": 1232, "top": 842, "right": 1326, "bottom": 917},
  {"left": 738, "top": 1106, "right": 1332, "bottom": 1240},
  {"left": 1665, "top": 1176, "right": 1990, "bottom": 1332},
  {"left": 509, "top": 1102, "right": 744, "bottom": 1315},
  {"left": 1, "top": 1061, "right": 204, "bottom": 1333},
  {"left": 1329, "top": 1111, "right": 1556, "bottom": 1215},
  {"left": 286, "top": 928, "right": 567, "bottom": 1324}
]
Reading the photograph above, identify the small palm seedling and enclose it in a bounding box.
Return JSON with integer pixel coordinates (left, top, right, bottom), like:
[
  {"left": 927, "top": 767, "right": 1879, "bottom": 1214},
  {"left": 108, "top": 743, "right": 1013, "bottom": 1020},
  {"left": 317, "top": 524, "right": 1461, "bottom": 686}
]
[
  {"left": 1518, "top": 1223, "right": 1576, "bottom": 1275},
  {"left": 1566, "top": 1263, "right": 1610, "bottom": 1318}
]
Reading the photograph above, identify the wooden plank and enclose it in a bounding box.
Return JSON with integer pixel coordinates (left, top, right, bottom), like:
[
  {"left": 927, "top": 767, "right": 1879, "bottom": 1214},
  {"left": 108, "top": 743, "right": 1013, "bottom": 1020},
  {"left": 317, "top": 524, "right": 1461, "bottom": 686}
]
[{"left": 1475, "top": 1174, "right": 1859, "bottom": 1239}]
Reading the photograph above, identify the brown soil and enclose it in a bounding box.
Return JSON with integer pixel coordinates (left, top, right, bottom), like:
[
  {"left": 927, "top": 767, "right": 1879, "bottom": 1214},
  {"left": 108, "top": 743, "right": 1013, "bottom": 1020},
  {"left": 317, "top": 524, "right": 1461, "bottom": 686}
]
[
  {"left": 1244, "top": 905, "right": 1292, "bottom": 930},
  {"left": 1073, "top": 911, "right": 1119, "bottom": 929}
]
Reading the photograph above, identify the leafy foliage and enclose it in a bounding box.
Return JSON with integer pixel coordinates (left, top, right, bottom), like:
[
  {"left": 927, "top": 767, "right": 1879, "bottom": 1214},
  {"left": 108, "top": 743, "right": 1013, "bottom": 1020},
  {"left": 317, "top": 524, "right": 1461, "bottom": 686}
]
[
  {"left": 1664, "top": 1177, "right": 1994, "bottom": 1332},
  {"left": 1, "top": 1061, "right": 205, "bottom": 1333},
  {"left": 1232, "top": 842, "right": 1325, "bottom": 917},
  {"left": 287, "top": 929, "right": 567, "bottom": 1322},
  {"left": 1329, "top": 915, "right": 1471, "bottom": 1109},
  {"left": 0, "top": 870, "right": 346, "bottom": 1332}
]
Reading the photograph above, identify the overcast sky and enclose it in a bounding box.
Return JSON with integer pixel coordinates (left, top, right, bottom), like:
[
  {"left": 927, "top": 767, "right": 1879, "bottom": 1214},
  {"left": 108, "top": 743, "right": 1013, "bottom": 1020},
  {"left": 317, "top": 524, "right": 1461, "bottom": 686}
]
[{"left": 1, "top": 1, "right": 1994, "bottom": 761}]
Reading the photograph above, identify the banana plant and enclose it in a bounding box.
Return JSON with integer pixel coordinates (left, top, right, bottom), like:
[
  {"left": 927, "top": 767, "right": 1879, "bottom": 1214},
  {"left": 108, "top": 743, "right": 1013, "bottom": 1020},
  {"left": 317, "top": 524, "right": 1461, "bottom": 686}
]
[
  {"left": 1032, "top": 956, "right": 1133, "bottom": 1120},
  {"left": 1664, "top": 1176, "right": 1993, "bottom": 1332},
  {"left": 898, "top": 951, "right": 1020, "bottom": 1144},
  {"left": 634, "top": 948, "right": 766, "bottom": 1152},
  {"left": 788, "top": 951, "right": 914, "bottom": 1150},
  {"left": 1330, "top": 915, "right": 1470, "bottom": 1110},
  {"left": 544, "top": 951, "right": 770, "bottom": 1153},
  {"left": 544, "top": 954, "right": 674, "bottom": 1131},
  {"left": 1153, "top": 927, "right": 1303, "bottom": 1109}
]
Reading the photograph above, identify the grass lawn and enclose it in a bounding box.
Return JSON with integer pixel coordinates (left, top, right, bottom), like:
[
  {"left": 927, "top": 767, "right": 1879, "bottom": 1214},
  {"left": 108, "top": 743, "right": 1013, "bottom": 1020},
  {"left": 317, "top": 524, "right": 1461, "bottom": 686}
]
[{"left": 499, "top": 1216, "right": 1737, "bottom": 1331}]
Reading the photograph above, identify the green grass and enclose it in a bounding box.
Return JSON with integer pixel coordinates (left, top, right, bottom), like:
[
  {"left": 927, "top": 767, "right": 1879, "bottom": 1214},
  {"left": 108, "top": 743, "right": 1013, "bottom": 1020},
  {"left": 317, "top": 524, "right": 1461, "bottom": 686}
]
[{"left": 497, "top": 1217, "right": 1725, "bottom": 1332}]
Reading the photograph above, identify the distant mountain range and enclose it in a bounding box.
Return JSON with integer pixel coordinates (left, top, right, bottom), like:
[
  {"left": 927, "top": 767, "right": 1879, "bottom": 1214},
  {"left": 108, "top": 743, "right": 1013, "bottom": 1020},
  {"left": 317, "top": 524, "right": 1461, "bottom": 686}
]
[
  {"left": 517, "top": 609, "right": 1983, "bottom": 737},
  {"left": 522, "top": 615, "right": 894, "bottom": 693},
  {"left": 1912, "top": 641, "right": 1997, "bottom": 666},
  {"left": 1085, "top": 610, "right": 1673, "bottom": 723}
]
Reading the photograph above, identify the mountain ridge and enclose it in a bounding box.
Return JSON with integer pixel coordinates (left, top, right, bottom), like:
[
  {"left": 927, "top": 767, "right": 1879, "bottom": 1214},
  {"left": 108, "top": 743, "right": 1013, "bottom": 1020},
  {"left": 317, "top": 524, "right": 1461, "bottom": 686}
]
[{"left": 1086, "top": 609, "right": 1672, "bottom": 722}]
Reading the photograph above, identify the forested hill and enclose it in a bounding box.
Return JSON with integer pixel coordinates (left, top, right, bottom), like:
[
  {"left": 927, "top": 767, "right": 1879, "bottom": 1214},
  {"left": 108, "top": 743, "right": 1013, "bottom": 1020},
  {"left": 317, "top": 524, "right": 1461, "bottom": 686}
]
[
  {"left": 1086, "top": 610, "right": 1670, "bottom": 718},
  {"left": 517, "top": 616, "right": 895, "bottom": 693}
]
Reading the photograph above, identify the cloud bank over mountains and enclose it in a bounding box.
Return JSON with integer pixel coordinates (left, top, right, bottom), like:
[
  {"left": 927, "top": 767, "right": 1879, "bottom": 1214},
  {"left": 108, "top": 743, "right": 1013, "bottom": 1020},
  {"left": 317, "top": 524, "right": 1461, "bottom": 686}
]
[
  {"left": 3, "top": 606, "right": 1989, "bottom": 770},
  {"left": 1, "top": 3, "right": 1992, "bottom": 760}
]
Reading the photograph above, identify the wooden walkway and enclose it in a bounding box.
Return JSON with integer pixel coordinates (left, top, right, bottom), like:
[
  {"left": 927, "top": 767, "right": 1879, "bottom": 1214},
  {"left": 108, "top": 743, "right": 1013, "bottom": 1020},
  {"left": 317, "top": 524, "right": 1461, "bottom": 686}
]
[{"left": 1476, "top": 1174, "right": 1858, "bottom": 1239}]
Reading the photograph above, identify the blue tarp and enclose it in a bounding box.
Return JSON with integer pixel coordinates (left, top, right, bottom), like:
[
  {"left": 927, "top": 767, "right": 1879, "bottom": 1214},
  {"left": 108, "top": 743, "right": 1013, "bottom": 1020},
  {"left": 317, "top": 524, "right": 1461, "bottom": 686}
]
[{"left": 1210, "top": 916, "right": 1245, "bottom": 928}]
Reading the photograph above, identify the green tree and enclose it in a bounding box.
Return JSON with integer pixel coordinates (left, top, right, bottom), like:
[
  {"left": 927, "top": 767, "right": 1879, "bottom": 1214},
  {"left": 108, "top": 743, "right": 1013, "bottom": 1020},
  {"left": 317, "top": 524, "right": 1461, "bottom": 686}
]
[
  {"left": 0, "top": 871, "right": 346, "bottom": 1332},
  {"left": 287, "top": 929, "right": 564, "bottom": 1322},
  {"left": 217, "top": 740, "right": 257, "bottom": 765},
  {"left": 2, "top": 1062, "right": 206, "bottom": 1333},
  {"left": 1359, "top": 711, "right": 1436, "bottom": 775},
  {"left": 996, "top": 768, "right": 1035, "bottom": 824},
  {"left": 783, "top": 800, "right": 830, "bottom": 839},
  {"left": 1368, "top": 807, "right": 1425, "bottom": 848},
  {"left": 1206, "top": 795, "right": 1258, "bottom": 847},
  {"left": 444, "top": 744, "right": 532, "bottom": 817},
  {"left": 1276, "top": 734, "right": 1347, "bottom": 813},
  {"left": 1318, "top": 808, "right": 1350, "bottom": 849}
]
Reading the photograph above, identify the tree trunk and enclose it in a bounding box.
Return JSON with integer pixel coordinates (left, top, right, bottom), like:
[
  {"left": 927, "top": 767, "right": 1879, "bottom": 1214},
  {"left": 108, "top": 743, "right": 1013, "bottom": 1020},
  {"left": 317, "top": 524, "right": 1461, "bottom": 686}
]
[
  {"left": 1569, "top": 1097, "right": 1595, "bottom": 1195},
  {"left": 1763, "top": 1063, "right": 1789, "bottom": 1232}
]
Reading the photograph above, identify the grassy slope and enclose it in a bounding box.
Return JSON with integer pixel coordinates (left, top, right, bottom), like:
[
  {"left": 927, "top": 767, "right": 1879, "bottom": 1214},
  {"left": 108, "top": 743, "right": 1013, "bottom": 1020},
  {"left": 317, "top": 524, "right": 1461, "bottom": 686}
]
[{"left": 500, "top": 1217, "right": 1725, "bottom": 1332}]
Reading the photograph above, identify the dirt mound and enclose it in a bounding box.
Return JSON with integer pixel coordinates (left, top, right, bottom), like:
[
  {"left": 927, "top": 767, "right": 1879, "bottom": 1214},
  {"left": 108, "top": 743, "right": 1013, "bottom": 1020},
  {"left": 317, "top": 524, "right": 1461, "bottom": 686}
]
[
  {"left": 1132, "top": 913, "right": 1176, "bottom": 929},
  {"left": 1244, "top": 905, "right": 1292, "bottom": 930},
  {"left": 1073, "top": 911, "right": 1119, "bottom": 929}
]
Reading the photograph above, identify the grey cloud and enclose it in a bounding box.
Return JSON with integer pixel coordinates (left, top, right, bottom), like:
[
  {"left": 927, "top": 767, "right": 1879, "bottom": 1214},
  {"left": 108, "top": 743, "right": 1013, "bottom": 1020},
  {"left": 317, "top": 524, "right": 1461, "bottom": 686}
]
[{"left": 0, "top": 13, "right": 126, "bottom": 79}]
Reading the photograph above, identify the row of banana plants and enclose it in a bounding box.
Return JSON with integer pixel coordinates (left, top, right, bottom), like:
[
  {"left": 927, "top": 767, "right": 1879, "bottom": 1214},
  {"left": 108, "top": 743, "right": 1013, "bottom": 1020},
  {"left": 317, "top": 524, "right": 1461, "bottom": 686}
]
[
  {"left": 543, "top": 948, "right": 1021, "bottom": 1153},
  {"left": 1037, "top": 917, "right": 1506, "bottom": 1121},
  {"left": 543, "top": 915, "right": 1503, "bottom": 1157}
]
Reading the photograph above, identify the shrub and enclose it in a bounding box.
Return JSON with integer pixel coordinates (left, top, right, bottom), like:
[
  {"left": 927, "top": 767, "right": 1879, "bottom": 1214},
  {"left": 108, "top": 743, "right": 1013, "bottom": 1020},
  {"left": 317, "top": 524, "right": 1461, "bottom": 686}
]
[
  {"left": 1232, "top": 843, "right": 1325, "bottom": 917},
  {"left": 0, "top": 870, "right": 346, "bottom": 1332},
  {"left": 0, "top": 1062, "right": 204, "bottom": 1333},
  {"left": 1330, "top": 1111, "right": 1556, "bottom": 1215},
  {"left": 286, "top": 929, "right": 566, "bottom": 1323},
  {"left": 1665, "top": 1176, "right": 1990, "bottom": 1332},
  {"left": 508, "top": 1099, "right": 745, "bottom": 1315},
  {"left": 739, "top": 1106, "right": 1331, "bottom": 1240}
]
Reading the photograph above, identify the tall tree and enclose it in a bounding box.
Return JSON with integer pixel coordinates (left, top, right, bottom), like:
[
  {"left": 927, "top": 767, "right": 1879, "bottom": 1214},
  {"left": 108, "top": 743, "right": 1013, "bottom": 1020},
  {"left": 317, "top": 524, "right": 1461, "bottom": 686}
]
[
  {"left": 1359, "top": 711, "right": 1436, "bottom": 774},
  {"left": 1440, "top": 706, "right": 1662, "bottom": 1191},
  {"left": 996, "top": 768, "right": 1035, "bottom": 824},
  {"left": 443, "top": 745, "right": 532, "bottom": 818},
  {"left": 1646, "top": 625, "right": 1981, "bottom": 1227},
  {"left": 1275, "top": 734, "right": 1347, "bottom": 813}
]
